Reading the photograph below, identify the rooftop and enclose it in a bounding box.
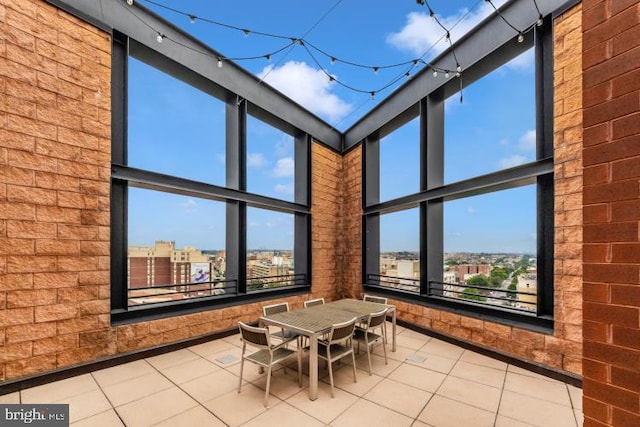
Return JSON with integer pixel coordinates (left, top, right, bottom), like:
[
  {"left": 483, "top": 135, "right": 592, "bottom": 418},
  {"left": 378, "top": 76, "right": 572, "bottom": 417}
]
[{"left": 4, "top": 324, "right": 582, "bottom": 427}]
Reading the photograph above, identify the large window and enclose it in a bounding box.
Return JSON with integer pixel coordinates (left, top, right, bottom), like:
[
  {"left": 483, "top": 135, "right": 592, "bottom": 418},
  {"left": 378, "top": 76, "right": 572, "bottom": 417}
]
[
  {"left": 363, "top": 23, "right": 553, "bottom": 330},
  {"left": 111, "top": 35, "right": 310, "bottom": 322}
]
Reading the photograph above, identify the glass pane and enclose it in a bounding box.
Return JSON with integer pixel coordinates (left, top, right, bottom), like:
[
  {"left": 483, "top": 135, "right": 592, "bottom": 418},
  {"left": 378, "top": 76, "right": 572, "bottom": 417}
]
[
  {"left": 246, "top": 207, "right": 295, "bottom": 291},
  {"left": 380, "top": 116, "right": 420, "bottom": 202},
  {"left": 128, "top": 57, "right": 225, "bottom": 186},
  {"left": 378, "top": 208, "right": 420, "bottom": 293},
  {"left": 246, "top": 115, "right": 295, "bottom": 202},
  {"left": 444, "top": 48, "right": 535, "bottom": 184},
  {"left": 127, "top": 187, "right": 227, "bottom": 306},
  {"left": 442, "top": 185, "right": 537, "bottom": 312}
]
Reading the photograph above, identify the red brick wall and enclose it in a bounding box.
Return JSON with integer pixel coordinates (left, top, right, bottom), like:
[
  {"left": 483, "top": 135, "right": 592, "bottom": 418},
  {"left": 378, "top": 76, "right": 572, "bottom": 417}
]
[
  {"left": 582, "top": 0, "right": 640, "bottom": 426},
  {"left": 341, "top": 147, "right": 362, "bottom": 299}
]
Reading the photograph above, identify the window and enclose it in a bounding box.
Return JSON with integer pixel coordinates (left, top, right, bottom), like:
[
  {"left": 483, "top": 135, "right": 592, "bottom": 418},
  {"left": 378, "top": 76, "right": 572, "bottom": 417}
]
[
  {"left": 362, "top": 23, "right": 553, "bottom": 330},
  {"left": 444, "top": 49, "right": 536, "bottom": 184},
  {"left": 246, "top": 114, "right": 295, "bottom": 202},
  {"left": 111, "top": 35, "right": 311, "bottom": 323},
  {"left": 380, "top": 117, "right": 420, "bottom": 201}
]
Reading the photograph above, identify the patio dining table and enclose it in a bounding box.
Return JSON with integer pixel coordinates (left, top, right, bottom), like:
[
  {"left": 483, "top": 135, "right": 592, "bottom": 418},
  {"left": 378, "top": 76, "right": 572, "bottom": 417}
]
[{"left": 259, "top": 298, "right": 396, "bottom": 400}]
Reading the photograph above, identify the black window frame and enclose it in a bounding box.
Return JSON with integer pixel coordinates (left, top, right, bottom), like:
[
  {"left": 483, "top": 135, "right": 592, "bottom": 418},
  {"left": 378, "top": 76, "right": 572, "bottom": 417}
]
[
  {"left": 362, "top": 20, "right": 555, "bottom": 332},
  {"left": 110, "top": 33, "right": 311, "bottom": 325}
]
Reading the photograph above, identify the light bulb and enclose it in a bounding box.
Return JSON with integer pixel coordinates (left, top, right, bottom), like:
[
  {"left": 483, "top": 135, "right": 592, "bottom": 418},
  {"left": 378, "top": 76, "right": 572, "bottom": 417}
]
[
  {"left": 188, "top": 15, "right": 196, "bottom": 24},
  {"left": 517, "top": 33, "right": 524, "bottom": 43},
  {"left": 265, "top": 54, "right": 271, "bottom": 62},
  {"left": 126, "top": 0, "right": 133, "bottom": 5},
  {"left": 456, "top": 65, "right": 462, "bottom": 72},
  {"left": 330, "top": 57, "right": 336, "bottom": 65},
  {"left": 370, "top": 92, "right": 375, "bottom": 100},
  {"left": 456, "top": 71, "right": 461, "bottom": 78},
  {"left": 217, "top": 58, "right": 223, "bottom": 68},
  {"left": 243, "top": 29, "right": 250, "bottom": 37},
  {"left": 536, "top": 17, "right": 543, "bottom": 26},
  {"left": 373, "top": 67, "right": 379, "bottom": 75},
  {"left": 432, "top": 70, "right": 438, "bottom": 77},
  {"left": 156, "top": 34, "right": 163, "bottom": 43},
  {"left": 445, "top": 71, "right": 450, "bottom": 78}
]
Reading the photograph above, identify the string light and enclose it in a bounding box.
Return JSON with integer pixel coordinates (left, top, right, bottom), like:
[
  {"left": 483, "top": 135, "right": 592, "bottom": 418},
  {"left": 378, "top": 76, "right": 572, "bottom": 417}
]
[
  {"left": 122, "top": 0, "right": 545, "bottom": 104},
  {"left": 370, "top": 91, "right": 375, "bottom": 100}
]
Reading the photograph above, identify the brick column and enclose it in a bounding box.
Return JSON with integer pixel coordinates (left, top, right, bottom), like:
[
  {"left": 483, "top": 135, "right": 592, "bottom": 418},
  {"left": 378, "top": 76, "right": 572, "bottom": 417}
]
[{"left": 582, "top": 1, "right": 640, "bottom": 426}]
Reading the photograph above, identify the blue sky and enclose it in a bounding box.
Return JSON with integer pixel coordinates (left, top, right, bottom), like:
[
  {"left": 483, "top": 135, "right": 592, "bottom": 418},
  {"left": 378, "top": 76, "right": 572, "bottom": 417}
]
[{"left": 127, "top": 0, "right": 538, "bottom": 254}]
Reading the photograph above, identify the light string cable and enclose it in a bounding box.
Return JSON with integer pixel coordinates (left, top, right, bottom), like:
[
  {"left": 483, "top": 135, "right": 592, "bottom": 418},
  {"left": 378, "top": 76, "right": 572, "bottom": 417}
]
[
  {"left": 128, "top": 0, "right": 429, "bottom": 82},
  {"left": 258, "top": 0, "right": 345, "bottom": 85},
  {"left": 484, "top": 0, "right": 545, "bottom": 43},
  {"left": 119, "top": 0, "right": 299, "bottom": 65}
]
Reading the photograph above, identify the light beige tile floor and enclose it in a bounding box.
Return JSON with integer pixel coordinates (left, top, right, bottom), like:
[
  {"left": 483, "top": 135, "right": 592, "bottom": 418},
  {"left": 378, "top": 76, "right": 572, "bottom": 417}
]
[{"left": 7, "top": 323, "right": 583, "bottom": 427}]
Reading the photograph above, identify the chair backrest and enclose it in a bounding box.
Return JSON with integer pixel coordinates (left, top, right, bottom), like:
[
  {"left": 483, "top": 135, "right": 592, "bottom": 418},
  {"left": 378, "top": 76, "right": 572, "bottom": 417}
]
[
  {"left": 328, "top": 318, "right": 357, "bottom": 343},
  {"left": 363, "top": 295, "right": 388, "bottom": 305},
  {"left": 304, "top": 298, "right": 325, "bottom": 308},
  {"left": 366, "top": 309, "right": 388, "bottom": 329},
  {"left": 263, "top": 302, "right": 289, "bottom": 316},
  {"left": 238, "top": 322, "right": 270, "bottom": 348}
]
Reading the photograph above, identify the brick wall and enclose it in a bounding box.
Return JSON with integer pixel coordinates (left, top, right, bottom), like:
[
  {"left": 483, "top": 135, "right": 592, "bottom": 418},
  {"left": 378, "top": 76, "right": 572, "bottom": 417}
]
[
  {"left": 582, "top": 0, "right": 640, "bottom": 426},
  {"left": 341, "top": 147, "right": 362, "bottom": 299}
]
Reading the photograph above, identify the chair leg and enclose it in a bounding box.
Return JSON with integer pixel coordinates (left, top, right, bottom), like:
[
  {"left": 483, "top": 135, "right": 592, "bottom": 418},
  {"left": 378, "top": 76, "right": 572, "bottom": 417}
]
[
  {"left": 297, "top": 337, "right": 302, "bottom": 387},
  {"left": 238, "top": 358, "right": 245, "bottom": 393},
  {"left": 264, "top": 365, "right": 272, "bottom": 407},
  {"left": 350, "top": 351, "right": 357, "bottom": 383},
  {"left": 327, "top": 350, "right": 335, "bottom": 398},
  {"left": 381, "top": 332, "right": 388, "bottom": 365},
  {"left": 366, "top": 343, "right": 373, "bottom": 376}
]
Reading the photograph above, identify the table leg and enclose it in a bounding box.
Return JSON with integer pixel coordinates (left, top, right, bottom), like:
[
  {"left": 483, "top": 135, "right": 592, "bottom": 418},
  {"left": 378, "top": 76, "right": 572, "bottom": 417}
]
[{"left": 309, "top": 333, "right": 318, "bottom": 400}]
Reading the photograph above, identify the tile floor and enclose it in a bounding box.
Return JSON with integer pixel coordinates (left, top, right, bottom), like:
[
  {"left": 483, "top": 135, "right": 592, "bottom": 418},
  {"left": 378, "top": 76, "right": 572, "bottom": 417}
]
[{"left": 0, "top": 324, "right": 583, "bottom": 427}]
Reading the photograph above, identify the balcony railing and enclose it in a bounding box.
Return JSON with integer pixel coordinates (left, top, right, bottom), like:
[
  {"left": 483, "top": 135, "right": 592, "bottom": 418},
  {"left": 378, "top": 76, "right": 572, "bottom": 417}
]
[
  {"left": 247, "top": 273, "right": 306, "bottom": 293},
  {"left": 367, "top": 274, "right": 420, "bottom": 294},
  {"left": 427, "top": 280, "right": 537, "bottom": 314},
  {"left": 128, "top": 278, "right": 237, "bottom": 306}
]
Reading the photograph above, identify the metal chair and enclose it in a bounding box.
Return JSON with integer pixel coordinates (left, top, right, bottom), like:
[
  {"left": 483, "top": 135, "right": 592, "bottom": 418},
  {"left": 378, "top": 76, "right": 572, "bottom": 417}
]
[
  {"left": 303, "top": 297, "right": 325, "bottom": 308},
  {"left": 363, "top": 295, "right": 389, "bottom": 343},
  {"left": 353, "top": 309, "right": 388, "bottom": 375},
  {"left": 237, "top": 322, "right": 302, "bottom": 407},
  {"left": 262, "top": 302, "right": 299, "bottom": 346},
  {"left": 317, "top": 317, "right": 358, "bottom": 397}
]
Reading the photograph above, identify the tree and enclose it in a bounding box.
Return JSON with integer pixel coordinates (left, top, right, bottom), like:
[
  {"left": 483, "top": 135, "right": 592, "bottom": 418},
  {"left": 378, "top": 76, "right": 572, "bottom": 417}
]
[
  {"left": 460, "top": 287, "right": 487, "bottom": 302},
  {"left": 489, "top": 267, "right": 509, "bottom": 287},
  {"left": 507, "top": 283, "right": 517, "bottom": 299},
  {"left": 466, "top": 274, "right": 490, "bottom": 288}
]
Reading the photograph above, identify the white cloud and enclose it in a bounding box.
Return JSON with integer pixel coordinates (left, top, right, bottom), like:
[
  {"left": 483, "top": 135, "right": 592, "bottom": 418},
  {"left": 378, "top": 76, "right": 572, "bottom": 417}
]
[
  {"left": 386, "top": 1, "right": 507, "bottom": 58},
  {"left": 257, "top": 61, "right": 352, "bottom": 122},
  {"left": 466, "top": 207, "right": 477, "bottom": 215},
  {"left": 519, "top": 129, "right": 536, "bottom": 151},
  {"left": 180, "top": 199, "right": 197, "bottom": 213},
  {"left": 275, "top": 183, "right": 294, "bottom": 195},
  {"left": 247, "top": 153, "right": 267, "bottom": 168},
  {"left": 499, "top": 154, "right": 526, "bottom": 168},
  {"left": 272, "top": 157, "right": 294, "bottom": 178},
  {"left": 505, "top": 48, "right": 535, "bottom": 71}
]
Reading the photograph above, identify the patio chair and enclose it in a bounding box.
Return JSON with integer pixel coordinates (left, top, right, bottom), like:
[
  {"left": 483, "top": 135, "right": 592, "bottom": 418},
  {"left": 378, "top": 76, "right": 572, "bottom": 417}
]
[
  {"left": 303, "top": 297, "right": 325, "bottom": 308},
  {"left": 363, "top": 294, "right": 387, "bottom": 304},
  {"left": 317, "top": 317, "right": 358, "bottom": 397},
  {"left": 262, "top": 302, "right": 300, "bottom": 347},
  {"left": 353, "top": 309, "right": 388, "bottom": 375},
  {"left": 237, "top": 322, "right": 302, "bottom": 407}
]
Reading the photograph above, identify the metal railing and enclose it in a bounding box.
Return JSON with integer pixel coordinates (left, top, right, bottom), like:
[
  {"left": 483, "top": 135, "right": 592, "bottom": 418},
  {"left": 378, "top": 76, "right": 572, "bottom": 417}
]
[
  {"left": 247, "top": 273, "right": 306, "bottom": 293},
  {"left": 128, "top": 278, "right": 237, "bottom": 307},
  {"left": 367, "top": 274, "right": 420, "bottom": 294},
  {"left": 428, "top": 280, "right": 537, "bottom": 313}
]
